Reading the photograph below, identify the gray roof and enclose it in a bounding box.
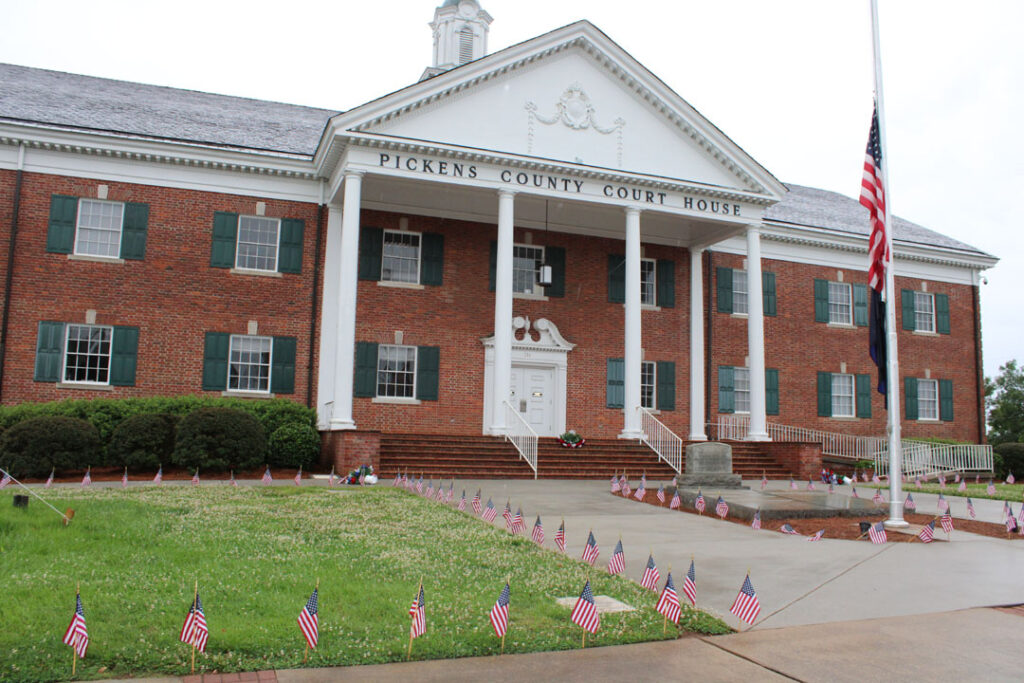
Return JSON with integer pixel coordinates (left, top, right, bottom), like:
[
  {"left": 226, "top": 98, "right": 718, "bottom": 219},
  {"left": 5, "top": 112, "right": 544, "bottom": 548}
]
[{"left": 0, "top": 63, "right": 338, "bottom": 155}]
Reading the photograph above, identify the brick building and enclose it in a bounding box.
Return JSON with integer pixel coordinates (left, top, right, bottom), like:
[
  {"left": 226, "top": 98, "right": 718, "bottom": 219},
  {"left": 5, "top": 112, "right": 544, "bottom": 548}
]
[{"left": 0, "top": 2, "right": 996, "bottom": 473}]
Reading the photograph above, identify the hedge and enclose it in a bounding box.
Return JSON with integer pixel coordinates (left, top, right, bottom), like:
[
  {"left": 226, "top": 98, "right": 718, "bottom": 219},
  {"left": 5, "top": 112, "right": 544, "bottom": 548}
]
[
  {"left": 267, "top": 423, "right": 321, "bottom": 469},
  {"left": 108, "top": 413, "right": 180, "bottom": 470},
  {"left": 994, "top": 442, "right": 1024, "bottom": 479},
  {"left": 172, "top": 408, "right": 267, "bottom": 472},
  {"left": 0, "top": 417, "right": 101, "bottom": 478}
]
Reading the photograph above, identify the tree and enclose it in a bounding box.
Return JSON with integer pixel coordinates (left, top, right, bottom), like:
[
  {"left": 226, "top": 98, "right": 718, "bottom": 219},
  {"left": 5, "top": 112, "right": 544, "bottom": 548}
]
[{"left": 987, "top": 360, "right": 1024, "bottom": 445}]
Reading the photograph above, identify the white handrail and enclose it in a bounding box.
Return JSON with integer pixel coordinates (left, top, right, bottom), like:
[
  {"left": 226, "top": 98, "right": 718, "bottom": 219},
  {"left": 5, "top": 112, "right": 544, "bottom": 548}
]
[
  {"left": 502, "top": 400, "right": 538, "bottom": 479},
  {"left": 638, "top": 407, "right": 683, "bottom": 474}
]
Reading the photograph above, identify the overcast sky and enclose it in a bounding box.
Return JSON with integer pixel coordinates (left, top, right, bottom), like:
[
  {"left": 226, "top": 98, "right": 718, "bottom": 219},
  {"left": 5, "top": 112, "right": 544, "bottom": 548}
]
[{"left": 2, "top": 0, "right": 1020, "bottom": 381}]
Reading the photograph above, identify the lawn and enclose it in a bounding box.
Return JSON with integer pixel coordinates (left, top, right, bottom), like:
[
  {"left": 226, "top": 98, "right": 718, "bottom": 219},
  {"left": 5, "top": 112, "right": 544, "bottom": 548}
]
[
  {"left": 0, "top": 486, "right": 727, "bottom": 681},
  {"left": 905, "top": 481, "right": 1024, "bottom": 501}
]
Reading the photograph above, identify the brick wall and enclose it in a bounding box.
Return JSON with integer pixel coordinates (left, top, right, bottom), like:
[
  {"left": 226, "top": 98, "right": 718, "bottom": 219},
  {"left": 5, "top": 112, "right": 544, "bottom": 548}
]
[{"left": 321, "top": 430, "right": 380, "bottom": 473}]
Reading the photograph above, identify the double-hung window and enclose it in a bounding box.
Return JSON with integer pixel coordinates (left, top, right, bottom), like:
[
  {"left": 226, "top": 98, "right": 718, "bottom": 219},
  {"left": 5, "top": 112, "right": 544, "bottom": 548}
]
[
  {"left": 64, "top": 324, "right": 113, "bottom": 384},
  {"left": 828, "top": 283, "right": 852, "bottom": 325},
  {"left": 228, "top": 335, "right": 272, "bottom": 393},
  {"left": 75, "top": 200, "right": 124, "bottom": 258},
  {"left": 732, "top": 270, "right": 749, "bottom": 315},
  {"left": 235, "top": 216, "right": 280, "bottom": 272},
  {"left": 513, "top": 245, "right": 545, "bottom": 295},
  {"left": 640, "top": 259, "right": 657, "bottom": 306},
  {"left": 831, "top": 373, "right": 855, "bottom": 418},
  {"left": 733, "top": 367, "right": 751, "bottom": 413},
  {"left": 914, "top": 292, "right": 936, "bottom": 333},
  {"left": 917, "top": 379, "right": 939, "bottom": 421},
  {"left": 640, "top": 361, "right": 656, "bottom": 409},
  {"left": 377, "top": 344, "right": 417, "bottom": 398},
  {"left": 382, "top": 230, "right": 421, "bottom": 283}
]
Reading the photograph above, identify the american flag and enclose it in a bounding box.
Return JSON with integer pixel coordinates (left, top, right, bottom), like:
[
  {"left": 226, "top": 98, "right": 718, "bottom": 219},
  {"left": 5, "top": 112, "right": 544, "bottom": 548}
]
[
  {"left": 1008, "top": 473, "right": 1016, "bottom": 485},
  {"left": 482, "top": 499, "right": 498, "bottom": 522},
  {"left": 634, "top": 480, "right": 646, "bottom": 501},
  {"left": 918, "top": 520, "right": 935, "bottom": 543},
  {"left": 45, "top": 468, "right": 54, "bottom": 488},
  {"left": 760, "top": 472, "right": 768, "bottom": 490},
  {"left": 861, "top": 103, "right": 887, "bottom": 293},
  {"left": 954, "top": 473, "right": 961, "bottom": 483},
  {"left": 966, "top": 497, "right": 976, "bottom": 518},
  {"left": 779, "top": 523, "right": 798, "bottom": 535},
  {"left": 807, "top": 479, "right": 815, "bottom": 491},
  {"left": 62, "top": 592, "right": 89, "bottom": 658},
  {"left": 435, "top": 482, "right": 445, "bottom": 502},
  {"left": 682, "top": 559, "right": 697, "bottom": 606},
  {"left": 512, "top": 507, "right": 525, "bottom": 534},
  {"left": 179, "top": 592, "right": 209, "bottom": 653},
  {"left": 611, "top": 474, "right": 620, "bottom": 493},
  {"left": 191, "top": 470, "right": 200, "bottom": 486},
  {"left": 872, "top": 473, "right": 881, "bottom": 485},
  {"left": 751, "top": 509, "right": 761, "bottom": 530},
  {"left": 229, "top": 471, "right": 238, "bottom": 487},
  {"left": 669, "top": 490, "right": 681, "bottom": 509},
  {"left": 958, "top": 479, "right": 967, "bottom": 493},
  {"left": 862, "top": 472, "right": 869, "bottom": 482},
  {"left": 1006, "top": 512, "right": 1018, "bottom": 533},
  {"left": 297, "top": 588, "right": 319, "bottom": 649},
  {"left": 987, "top": 480, "right": 997, "bottom": 496},
  {"left": 531, "top": 515, "right": 544, "bottom": 545},
  {"left": 262, "top": 467, "right": 273, "bottom": 485},
  {"left": 393, "top": 471, "right": 401, "bottom": 487},
  {"left": 81, "top": 468, "right": 91, "bottom": 487},
  {"left": 472, "top": 489, "right": 482, "bottom": 515},
  {"left": 358, "top": 469, "right": 366, "bottom": 486},
  {"left": 555, "top": 520, "right": 566, "bottom": 552},
  {"left": 937, "top": 494, "right": 948, "bottom": 512},
  {"left": 940, "top": 511, "right": 954, "bottom": 534},
  {"left": 569, "top": 580, "right": 600, "bottom": 634},
  {"left": 582, "top": 530, "right": 600, "bottom": 565},
  {"left": 425, "top": 480, "right": 433, "bottom": 499},
  {"left": 851, "top": 487, "right": 858, "bottom": 498},
  {"left": 607, "top": 540, "right": 625, "bottom": 575},
  {"left": 657, "top": 483, "right": 665, "bottom": 504},
  {"left": 640, "top": 554, "right": 660, "bottom": 591},
  {"left": 807, "top": 529, "right": 825, "bottom": 542},
  {"left": 914, "top": 476, "right": 922, "bottom": 488},
  {"left": 294, "top": 468, "right": 303, "bottom": 486},
  {"left": 939, "top": 473, "right": 946, "bottom": 488},
  {"left": 154, "top": 466, "right": 163, "bottom": 485},
  {"left": 904, "top": 493, "right": 916, "bottom": 511},
  {"left": 409, "top": 584, "right": 426, "bottom": 639},
  {"left": 695, "top": 490, "right": 706, "bottom": 514},
  {"left": 489, "top": 582, "right": 511, "bottom": 638},
  {"left": 715, "top": 496, "right": 728, "bottom": 519},
  {"left": 401, "top": 472, "right": 409, "bottom": 489},
  {"left": 975, "top": 474, "right": 980, "bottom": 484},
  {"left": 0, "top": 471, "right": 11, "bottom": 489},
  {"left": 121, "top": 468, "right": 128, "bottom": 489},
  {"left": 729, "top": 574, "right": 761, "bottom": 625},
  {"left": 1004, "top": 501, "right": 1010, "bottom": 521},
  {"left": 447, "top": 480, "right": 455, "bottom": 503},
  {"left": 458, "top": 490, "right": 467, "bottom": 512},
  {"left": 621, "top": 477, "right": 631, "bottom": 498},
  {"left": 502, "top": 501, "right": 513, "bottom": 530},
  {"left": 1018, "top": 504, "right": 1024, "bottom": 524},
  {"left": 415, "top": 476, "right": 423, "bottom": 494},
  {"left": 789, "top": 477, "right": 797, "bottom": 490},
  {"left": 868, "top": 522, "right": 887, "bottom": 544},
  {"left": 656, "top": 572, "right": 681, "bottom": 624},
  {"left": 872, "top": 489, "right": 883, "bottom": 504}
]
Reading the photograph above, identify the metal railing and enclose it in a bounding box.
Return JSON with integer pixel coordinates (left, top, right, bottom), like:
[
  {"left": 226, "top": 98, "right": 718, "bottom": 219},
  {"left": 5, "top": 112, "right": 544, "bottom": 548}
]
[
  {"left": 638, "top": 407, "right": 683, "bottom": 474},
  {"left": 502, "top": 400, "right": 538, "bottom": 479}
]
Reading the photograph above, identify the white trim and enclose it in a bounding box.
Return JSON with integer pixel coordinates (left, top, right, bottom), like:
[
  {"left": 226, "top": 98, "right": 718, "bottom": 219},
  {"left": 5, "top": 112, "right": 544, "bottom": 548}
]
[
  {"left": 74, "top": 198, "right": 124, "bottom": 259},
  {"left": 377, "top": 280, "right": 425, "bottom": 290},
  {"left": 828, "top": 281, "right": 853, "bottom": 326},
  {"left": 381, "top": 228, "right": 422, "bottom": 285},
  {"left": 913, "top": 291, "right": 936, "bottom": 333},
  {"left": 68, "top": 254, "right": 125, "bottom": 265},
  {"left": 831, "top": 373, "right": 856, "bottom": 419},
  {"left": 221, "top": 391, "right": 277, "bottom": 400},
  {"left": 234, "top": 215, "right": 281, "bottom": 273},
  {"left": 61, "top": 323, "right": 114, "bottom": 386},
  {"left": 227, "top": 334, "right": 273, "bottom": 395},
  {"left": 376, "top": 343, "right": 419, "bottom": 400},
  {"left": 56, "top": 382, "right": 114, "bottom": 391},
  {"left": 917, "top": 378, "right": 940, "bottom": 422},
  {"left": 372, "top": 396, "right": 422, "bottom": 406}
]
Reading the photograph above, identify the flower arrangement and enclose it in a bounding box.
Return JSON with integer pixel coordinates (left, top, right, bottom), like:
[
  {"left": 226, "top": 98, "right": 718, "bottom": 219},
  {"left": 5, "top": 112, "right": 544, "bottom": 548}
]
[
  {"left": 558, "top": 430, "right": 585, "bottom": 448},
  {"left": 345, "top": 464, "right": 377, "bottom": 485}
]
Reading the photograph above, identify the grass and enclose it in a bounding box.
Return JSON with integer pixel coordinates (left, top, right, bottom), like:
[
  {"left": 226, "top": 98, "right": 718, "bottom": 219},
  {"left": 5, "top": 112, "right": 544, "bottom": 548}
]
[
  {"left": 0, "top": 486, "right": 728, "bottom": 681},
  {"left": 905, "top": 481, "right": 1024, "bottom": 501}
]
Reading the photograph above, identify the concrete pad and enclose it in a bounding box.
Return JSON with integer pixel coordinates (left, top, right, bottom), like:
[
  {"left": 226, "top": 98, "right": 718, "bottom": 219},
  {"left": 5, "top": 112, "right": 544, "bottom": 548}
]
[{"left": 554, "top": 595, "right": 635, "bottom": 613}]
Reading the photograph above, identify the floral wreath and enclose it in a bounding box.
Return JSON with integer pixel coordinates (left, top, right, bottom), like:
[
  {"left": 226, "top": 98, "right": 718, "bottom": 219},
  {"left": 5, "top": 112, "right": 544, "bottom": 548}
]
[{"left": 558, "top": 430, "right": 585, "bottom": 448}]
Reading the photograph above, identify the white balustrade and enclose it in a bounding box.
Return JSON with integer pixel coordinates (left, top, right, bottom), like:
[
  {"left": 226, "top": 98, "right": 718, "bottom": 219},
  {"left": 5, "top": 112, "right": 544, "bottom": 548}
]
[
  {"left": 502, "top": 400, "right": 538, "bottom": 479},
  {"left": 638, "top": 407, "right": 683, "bottom": 474}
]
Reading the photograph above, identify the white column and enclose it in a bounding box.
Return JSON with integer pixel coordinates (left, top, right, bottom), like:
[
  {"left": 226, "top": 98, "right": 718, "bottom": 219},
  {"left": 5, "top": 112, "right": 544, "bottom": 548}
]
[
  {"left": 746, "top": 224, "right": 770, "bottom": 441},
  {"left": 620, "top": 207, "right": 644, "bottom": 439},
  {"left": 490, "top": 190, "right": 516, "bottom": 435},
  {"left": 330, "top": 171, "right": 363, "bottom": 430},
  {"left": 689, "top": 247, "right": 707, "bottom": 440},
  {"left": 316, "top": 204, "right": 343, "bottom": 429}
]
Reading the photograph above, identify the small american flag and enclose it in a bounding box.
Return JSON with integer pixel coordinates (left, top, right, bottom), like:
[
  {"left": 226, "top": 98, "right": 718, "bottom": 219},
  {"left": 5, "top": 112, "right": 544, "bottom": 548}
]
[
  {"left": 862, "top": 472, "right": 869, "bottom": 482},
  {"left": 789, "top": 477, "right": 797, "bottom": 490},
  {"left": 262, "top": 467, "right": 273, "bottom": 485},
  {"left": 447, "top": 480, "right": 455, "bottom": 503},
  {"left": 760, "top": 472, "right": 768, "bottom": 490},
  {"left": 425, "top": 480, "right": 433, "bottom": 499},
  {"left": 294, "top": 468, "right": 303, "bottom": 486},
  {"left": 531, "top": 515, "right": 544, "bottom": 545},
  {"left": 81, "top": 468, "right": 91, "bottom": 487},
  {"left": 904, "top": 493, "right": 916, "bottom": 511},
  {"left": 582, "top": 530, "right": 600, "bottom": 565},
  {"left": 154, "top": 466, "right": 163, "bottom": 485},
  {"left": 63, "top": 592, "right": 89, "bottom": 658},
  {"left": 682, "top": 559, "right": 697, "bottom": 606},
  {"left": 458, "top": 490, "right": 467, "bottom": 512},
  {"left": 0, "top": 471, "right": 11, "bottom": 489},
  {"left": 940, "top": 512, "right": 954, "bottom": 534},
  {"left": 807, "top": 479, "right": 815, "bottom": 491},
  {"left": 607, "top": 540, "right": 625, "bottom": 575},
  {"left": 780, "top": 523, "right": 798, "bottom": 535},
  {"left": 179, "top": 592, "right": 209, "bottom": 653},
  {"left": 512, "top": 507, "right": 525, "bottom": 534},
  {"left": 502, "top": 501, "right": 513, "bottom": 530},
  {"left": 828, "top": 482, "right": 834, "bottom": 494},
  {"left": 640, "top": 554, "right": 660, "bottom": 591},
  {"left": 715, "top": 496, "right": 728, "bottom": 519},
  {"left": 472, "top": 489, "right": 482, "bottom": 515},
  {"left": 966, "top": 497, "right": 976, "bottom": 518},
  {"left": 937, "top": 494, "right": 949, "bottom": 512},
  {"left": 987, "top": 480, "right": 997, "bottom": 495},
  {"left": 569, "top": 580, "right": 599, "bottom": 634},
  {"left": 121, "top": 468, "right": 128, "bottom": 489},
  {"left": 45, "top": 468, "right": 54, "bottom": 488},
  {"left": 393, "top": 471, "right": 401, "bottom": 487},
  {"left": 1008, "top": 473, "right": 1016, "bottom": 484},
  {"left": 297, "top": 587, "right": 319, "bottom": 649},
  {"left": 872, "top": 489, "right": 883, "bottom": 504},
  {"left": 634, "top": 480, "right": 646, "bottom": 501},
  {"left": 482, "top": 499, "right": 498, "bottom": 522},
  {"left": 1004, "top": 501, "right": 1011, "bottom": 521},
  {"left": 555, "top": 520, "right": 566, "bottom": 552},
  {"left": 1006, "top": 511, "right": 1017, "bottom": 533},
  {"left": 872, "top": 473, "right": 881, "bottom": 485},
  {"left": 435, "top": 482, "right": 446, "bottom": 502},
  {"left": 954, "top": 473, "right": 961, "bottom": 483},
  {"left": 401, "top": 472, "right": 409, "bottom": 489},
  {"left": 489, "top": 582, "right": 511, "bottom": 638},
  {"left": 851, "top": 486, "right": 859, "bottom": 498},
  {"left": 807, "top": 529, "right": 825, "bottom": 542},
  {"left": 621, "top": 478, "right": 632, "bottom": 498},
  {"left": 914, "top": 476, "right": 922, "bottom": 488},
  {"left": 868, "top": 522, "right": 887, "bottom": 544},
  {"left": 695, "top": 490, "right": 706, "bottom": 514},
  {"left": 611, "top": 474, "right": 620, "bottom": 493},
  {"left": 415, "top": 476, "right": 423, "bottom": 494},
  {"left": 656, "top": 483, "right": 665, "bottom": 504},
  {"left": 229, "top": 471, "right": 238, "bottom": 487},
  {"left": 669, "top": 490, "right": 681, "bottom": 509},
  {"left": 409, "top": 584, "right": 426, "bottom": 639},
  {"left": 751, "top": 509, "right": 761, "bottom": 530},
  {"left": 938, "top": 474, "right": 946, "bottom": 488},
  {"left": 729, "top": 574, "right": 761, "bottom": 624},
  {"left": 958, "top": 479, "right": 967, "bottom": 493},
  {"left": 1018, "top": 504, "right": 1024, "bottom": 524},
  {"left": 918, "top": 520, "right": 935, "bottom": 543},
  {"left": 191, "top": 470, "right": 200, "bottom": 486},
  {"left": 656, "top": 572, "right": 681, "bottom": 624}
]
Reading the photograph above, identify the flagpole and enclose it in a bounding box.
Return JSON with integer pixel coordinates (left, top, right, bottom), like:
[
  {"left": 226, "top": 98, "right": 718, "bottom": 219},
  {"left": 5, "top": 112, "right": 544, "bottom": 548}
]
[{"left": 869, "top": 0, "right": 906, "bottom": 529}]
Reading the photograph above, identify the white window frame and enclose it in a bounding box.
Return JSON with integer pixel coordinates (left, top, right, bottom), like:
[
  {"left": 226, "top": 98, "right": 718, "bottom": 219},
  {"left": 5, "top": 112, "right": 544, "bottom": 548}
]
[
  {"left": 918, "top": 378, "right": 939, "bottom": 421},
  {"left": 74, "top": 199, "right": 124, "bottom": 259},
  {"left": 381, "top": 229, "right": 422, "bottom": 284},
  {"left": 733, "top": 366, "right": 751, "bottom": 414},
  {"left": 831, "top": 373, "right": 855, "bottom": 418},
  {"left": 512, "top": 244, "right": 545, "bottom": 295},
  {"left": 227, "top": 334, "right": 273, "bottom": 394},
  {"left": 641, "top": 361, "right": 656, "bottom": 409},
  {"left": 640, "top": 258, "right": 657, "bottom": 306},
  {"left": 828, "top": 282, "right": 853, "bottom": 326},
  {"left": 63, "top": 324, "right": 114, "bottom": 385},
  {"left": 235, "top": 215, "right": 281, "bottom": 273},
  {"left": 914, "top": 292, "right": 936, "bottom": 333},
  {"left": 732, "top": 269, "right": 749, "bottom": 315},
  {"left": 377, "top": 344, "right": 417, "bottom": 399}
]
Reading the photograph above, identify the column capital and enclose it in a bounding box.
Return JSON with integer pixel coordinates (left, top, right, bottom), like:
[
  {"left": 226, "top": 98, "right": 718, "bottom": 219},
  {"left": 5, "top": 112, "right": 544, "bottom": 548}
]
[
  {"left": 343, "top": 169, "right": 365, "bottom": 179},
  {"left": 689, "top": 245, "right": 705, "bottom": 256},
  {"left": 624, "top": 206, "right": 643, "bottom": 218},
  {"left": 745, "top": 221, "right": 764, "bottom": 233},
  {"left": 498, "top": 188, "right": 517, "bottom": 200}
]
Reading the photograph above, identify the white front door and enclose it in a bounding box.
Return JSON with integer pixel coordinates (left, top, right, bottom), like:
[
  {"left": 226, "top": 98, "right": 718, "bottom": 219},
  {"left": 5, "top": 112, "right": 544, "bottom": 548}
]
[{"left": 510, "top": 366, "right": 555, "bottom": 436}]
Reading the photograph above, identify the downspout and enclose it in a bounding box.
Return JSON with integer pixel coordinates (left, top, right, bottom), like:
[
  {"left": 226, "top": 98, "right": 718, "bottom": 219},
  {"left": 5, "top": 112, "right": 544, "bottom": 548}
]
[
  {"left": 704, "top": 250, "right": 713, "bottom": 433},
  {"left": 972, "top": 280, "right": 985, "bottom": 444},
  {"left": 306, "top": 180, "right": 326, "bottom": 409},
  {"left": 0, "top": 143, "right": 26, "bottom": 403}
]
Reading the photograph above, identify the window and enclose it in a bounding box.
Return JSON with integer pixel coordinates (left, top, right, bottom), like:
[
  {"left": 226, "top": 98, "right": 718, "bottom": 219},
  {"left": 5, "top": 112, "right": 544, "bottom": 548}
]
[
  {"left": 828, "top": 283, "right": 852, "bottom": 325},
  {"left": 227, "top": 335, "right": 272, "bottom": 393},
  {"left": 377, "top": 344, "right": 417, "bottom": 398},
  {"left": 513, "top": 245, "right": 544, "bottom": 295},
  {"left": 831, "top": 373, "right": 855, "bottom": 418},
  {"left": 733, "top": 367, "right": 751, "bottom": 414},
  {"left": 914, "top": 292, "right": 935, "bottom": 333},
  {"left": 64, "top": 324, "right": 112, "bottom": 384},
  {"left": 459, "top": 27, "right": 474, "bottom": 64},
  {"left": 918, "top": 379, "right": 939, "bottom": 420},
  {"left": 641, "top": 361, "right": 656, "bottom": 409},
  {"left": 732, "top": 270, "right": 749, "bottom": 315},
  {"left": 638, "top": 259, "right": 656, "bottom": 306},
  {"left": 75, "top": 199, "right": 124, "bottom": 258},
  {"left": 235, "top": 216, "right": 280, "bottom": 271},
  {"left": 382, "top": 230, "right": 421, "bottom": 283}
]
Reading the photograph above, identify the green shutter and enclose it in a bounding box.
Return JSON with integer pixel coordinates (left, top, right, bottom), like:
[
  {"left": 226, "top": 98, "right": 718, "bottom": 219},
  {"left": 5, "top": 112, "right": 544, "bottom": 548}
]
[
  {"left": 420, "top": 232, "right": 444, "bottom": 286},
  {"left": 817, "top": 371, "right": 832, "bottom": 417},
  {"left": 904, "top": 377, "right": 919, "bottom": 420},
  {"left": 608, "top": 255, "right": 625, "bottom": 303},
  {"left": 901, "top": 289, "right": 915, "bottom": 330},
  {"left": 120, "top": 202, "right": 149, "bottom": 260},
  {"left": 853, "top": 284, "right": 868, "bottom": 326},
  {"left": 939, "top": 379, "right": 954, "bottom": 421},
  {"left": 358, "top": 227, "right": 383, "bottom": 281},
  {"left": 656, "top": 259, "right": 675, "bottom": 308},
  {"left": 935, "top": 294, "right": 950, "bottom": 334},
  {"left": 202, "top": 332, "right": 230, "bottom": 391},
  {"left": 109, "top": 326, "right": 139, "bottom": 386},
  {"left": 416, "top": 346, "right": 440, "bottom": 401},
  {"left": 546, "top": 246, "right": 566, "bottom": 298},
  {"left": 46, "top": 195, "right": 78, "bottom": 254},
  {"left": 606, "top": 358, "right": 624, "bottom": 409},
  {"left": 210, "top": 212, "right": 238, "bottom": 268},
  {"left": 814, "top": 279, "right": 830, "bottom": 323},
  {"left": 277, "top": 218, "right": 304, "bottom": 274},
  {"left": 488, "top": 241, "right": 497, "bottom": 292},
  {"left": 765, "top": 368, "right": 779, "bottom": 416},
  {"left": 354, "top": 342, "right": 379, "bottom": 398},
  {"left": 855, "top": 374, "right": 872, "bottom": 418},
  {"left": 718, "top": 366, "right": 735, "bottom": 414},
  {"left": 656, "top": 361, "right": 675, "bottom": 411},
  {"left": 717, "top": 267, "right": 733, "bottom": 313},
  {"left": 33, "top": 321, "right": 65, "bottom": 382},
  {"left": 270, "top": 336, "right": 297, "bottom": 394},
  {"left": 762, "top": 271, "right": 777, "bottom": 317}
]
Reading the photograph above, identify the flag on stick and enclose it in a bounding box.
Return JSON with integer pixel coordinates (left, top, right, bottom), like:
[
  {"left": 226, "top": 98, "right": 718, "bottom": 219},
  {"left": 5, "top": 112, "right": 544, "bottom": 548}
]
[
  {"left": 472, "top": 489, "right": 482, "bottom": 515},
  {"left": 868, "top": 522, "right": 887, "bottom": 544},
  {"left": 807, "top": 479, "right": 815, "bottom": 491},
  {"left": 761, "top": 472, "right": 768, "bottom": 490},
  {"left": 669, "top": 489, "right": 681, "bottom": 509},
  {"left": 121, "top": 467, "right": 128, "bottom": 489},
  {"left": 751, "top": 508, "right": 762, "bottom": 530},
  {"left": 607, "top": 539, "right": 625, "bottom": 575},
  {"left": 730, "top": 574, "right": 761, "bottom": 625},
  {"left": 294, "top": 468, "right": 303, "bottom": 486},
  {"left": 656, "top": 483, "right": 665, "bottom": 503},
  {"left": 937, "top": 493, "right": 949, "bottom": 512},
  {"left": 45, "top": 468, "right": 54, "bottom": 488},
  {"left": 682, "top": 559, "right": 697, "bottom": 606},
  {"left": 640, "top": 554, "right": 660, "bottom": 591},
  {"left": 179, "top": 590, "right": 209, "bottom": 654},
  {"left": 966, "top": 497, "right": 976, "bottom": 519},
  {"left": 262, "top": 467, "right": 273, "bottom": 485},
  {"left": 229, "top": 470, "right": 238, "bottom": 487},
  {"left": 502, "top": 501, "right": 513, "bottom": 530},
  {"left": 872, "top": 489, "right": 883, "bottom": 504},
  {"left": 779, "top": 524, "right": 798, "bottom": 535},
  {"left": 695, "top": 490, "right": 705, "bottom": 514},
  {"left": 789, "top": 477, "right": 797, "bottom": 490},
  {"left": 611, "top": 474, "right": 620, "bottom": 493},
  {"left": 409, "top": 583, "right": 426, "bottom": 640},
  {"left": 191, "top": 469, "right": 200, "bottom": 486},
  {"left": 81, "top": 468, "right": 91, "bottom": 487},
  {"left": 489, "top": 581, "right": 511, "bottom": 638},
  {"left": 531, "top": 515, "right": 544, "bottom": 545},
  {"left": 512, "top": 507, "right": 525, "bottom": 534},
  {"left": 555, "top": 520, "right": 566, "bottom": 552},
  {"left": 297, "top": 587, "right": 319, "bottom": 650},
  {"left": 918, "top": 520, "right": 935, "bottom": 543},
  {"left": 482, "top": 499, "right": 498, "bottom": 523},
  {"left": 807, "top": 529, "right": 825, "bottom": 542},
  {"left": 715, "top": 496, "right": 728, "bottom": 519},
  {"left": 634, "top": 478, "right": 646, "bottom": 501},
  {"left": 458, "top": 490, "right": 467, "bottom": 512},
  {"left": 569, "top": 580, "right": 599, "bottom": 635},
  {"left": 0, "top": 471, "right": 12, "bottom": 489},
  {"left": 154, "top": 465, "right": 163, "bottom": 485},
  {"left": 621, "top": 477, "right": 631, "bottom": 499},
  {"left": 904, "top": 493, "right": 915, "bottom": 511},
  {"left": 1008, "top": 473, "right": 1016, "bottom": 485},
  {"left": 63, "top": 590, "right": 89, "bottom": 658},
  {"left": 851, "top": 486, "right": 859, "bottom": 498},
  {"left": 656, "top": 572, "right": 681, "bottom": 625},
  {"left": 582, "top": 530, "right": 599, "bottom": 565},
  {"left": 940, "top": 511, "right": 954, "bottom": 534}
]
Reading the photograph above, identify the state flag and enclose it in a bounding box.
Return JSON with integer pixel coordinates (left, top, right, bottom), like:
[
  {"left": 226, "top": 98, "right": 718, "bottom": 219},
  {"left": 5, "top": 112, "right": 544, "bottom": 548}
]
[{"left": 751, "top": 508, "right": 761, "bottom": 530}]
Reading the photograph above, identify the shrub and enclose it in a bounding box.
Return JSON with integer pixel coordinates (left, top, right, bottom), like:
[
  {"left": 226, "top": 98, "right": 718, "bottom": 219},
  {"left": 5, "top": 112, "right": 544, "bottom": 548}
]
[
  {"left": 994, "top": 442, "right": 1024, "bottom": 479},
  {"left": 0, "top": 417, "right": 101, "bottom": 478},
  {"left": 172, "top": 408, "right": 266, "bottom": 472},
  {"left": 108, "top": 413, "right": 180, "bottom": 470},
  {"left": 267, "top": 423, "right": 321, "bottom": 469}
]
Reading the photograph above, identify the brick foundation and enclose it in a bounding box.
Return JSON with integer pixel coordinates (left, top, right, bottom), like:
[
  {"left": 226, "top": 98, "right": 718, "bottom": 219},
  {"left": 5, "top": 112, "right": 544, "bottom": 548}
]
[
  {"left": 320, "top": 430, "right": 381, "bottom": 474},
  {"left": 761, "top": 441, "right": 823, "bottom": 481}
]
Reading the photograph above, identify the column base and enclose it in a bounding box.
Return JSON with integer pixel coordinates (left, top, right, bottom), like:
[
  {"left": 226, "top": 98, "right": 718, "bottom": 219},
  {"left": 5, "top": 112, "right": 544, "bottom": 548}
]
[
  {"left": 745, "top": 432, "right": 772, "bottom": 442},
  {"left": 883, "top": 518, "right": 910, "bottom": 529},
  {"left": 487, "top": 426, "right": 509, "bottom": 437},
  {"left": 688, "top": 433, "right": 708, "bottom": 442},
  {"left": 327, "top": 419, "right": 357, "bottom": 431},
  {"left": 618, "top": 429, "right": 645, "bottom": 440}
]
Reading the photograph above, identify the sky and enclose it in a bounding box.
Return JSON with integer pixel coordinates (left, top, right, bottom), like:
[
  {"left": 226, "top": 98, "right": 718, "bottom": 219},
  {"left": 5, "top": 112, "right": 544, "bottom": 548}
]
[{"left": 2, "top": 0, "right": 1020, "bottom": 380}]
